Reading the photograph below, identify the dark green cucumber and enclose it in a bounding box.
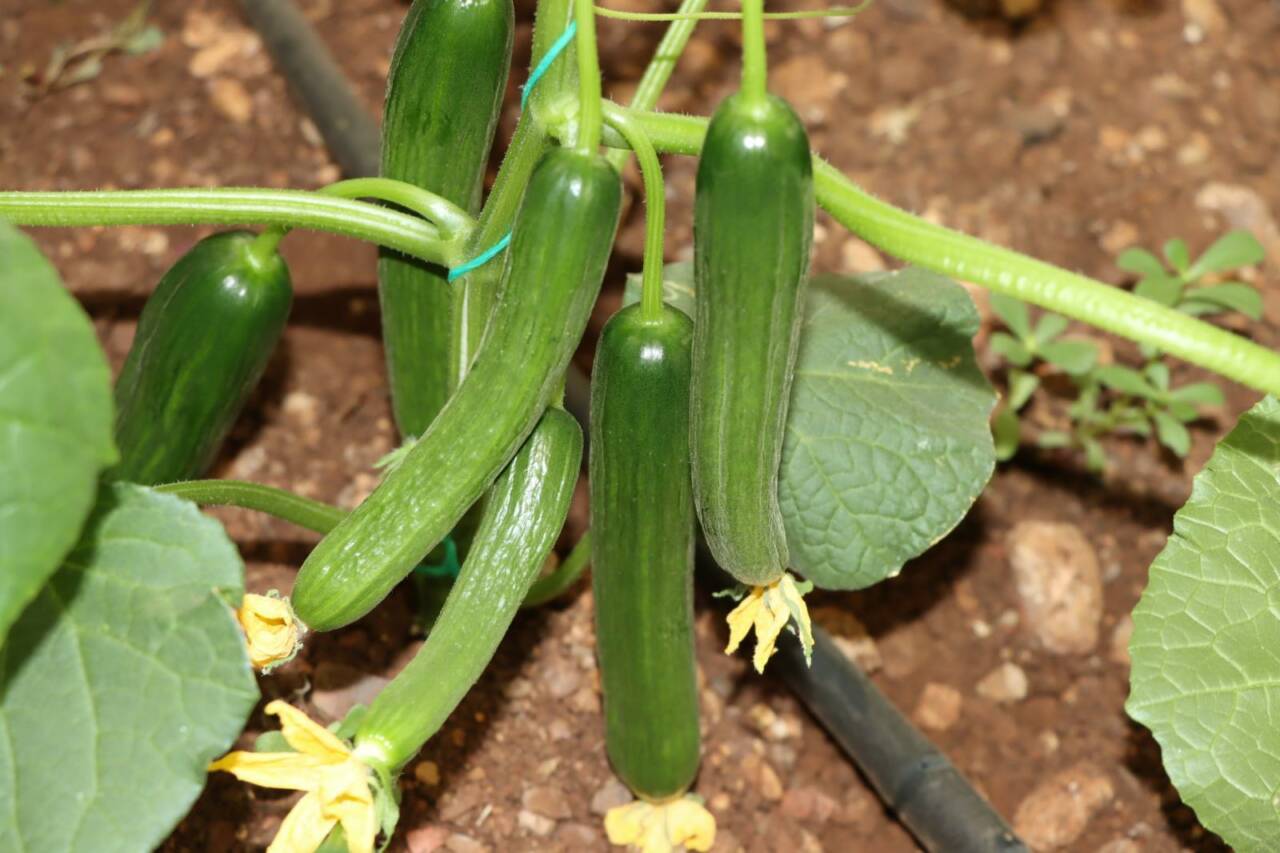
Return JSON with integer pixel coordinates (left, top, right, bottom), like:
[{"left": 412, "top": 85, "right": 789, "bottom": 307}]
[
  {"left": 379, "top": 0, "right": 513, "bottom": 437},
  {"left": 591, "top": 303, "right": 700, "bottom": 801},
  {"left": 692, "top": 92, "right": 814, "bottom": 586},
  {"left": 353, "top": 407, "right": 582, "bottom": 773},
  {"left": 111, "top": 231, "right": 292, "bottom": 486},
  {"left": 292, "top": 148, "right": 621, "bottom": 631}
]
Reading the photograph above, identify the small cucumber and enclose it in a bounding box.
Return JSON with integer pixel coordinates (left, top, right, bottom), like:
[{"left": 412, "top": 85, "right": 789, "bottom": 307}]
[
  {"left": 379, "top": 0, "right": 514, "bottom": 437},
  {"left": 354, "top": 407, "right": 582, "bottom": 773},
  {"left": 292, "top": 148, "right": 621, "bottom": 631},
  {"left": 692, "top": 92, "right": 814, "bottom": 586},
  {"left": 111, "top": 231, "right": 292, "bottom": 486},
  {"left": 591, "top": 303, "right": 700, "bottom": 801}
]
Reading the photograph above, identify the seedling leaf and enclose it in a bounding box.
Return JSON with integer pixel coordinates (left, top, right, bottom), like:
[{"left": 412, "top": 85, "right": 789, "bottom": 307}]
[
  {"left": 989, "top": 292, "right": 1032, "bottom": 339},
  {"left": 1163, "top": 237, "right": 1191, "bottom": 273},
  {"left": 1116, "top": 247, "right": 1166, "bottom": 278},
  {"left": 1182, "top": 283, "right": 1264, "bottom": 321},
  {"left": 1151, "top": 409, "right": 1190, "bottom": 456},
  {"left": 1186, "top": 230, "right": 1265, "bottom": 280},
  {"left": 989, "top": 331, "right": 1032, "bottom": 367},
  {"left": 1039, "top": 339, "right": 1098, "bottom": 376},
  {"left": 1095, "top": 364, "right": 1157, "bottom": 398}
]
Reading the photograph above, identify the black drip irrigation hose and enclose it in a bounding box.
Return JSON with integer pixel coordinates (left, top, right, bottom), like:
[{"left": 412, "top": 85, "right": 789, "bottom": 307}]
[{"left": 240, "top": 3, "right": 1028, "bottom": 849}]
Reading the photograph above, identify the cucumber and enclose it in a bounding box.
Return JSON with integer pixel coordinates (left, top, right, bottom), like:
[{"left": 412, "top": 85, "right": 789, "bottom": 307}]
[
  {"left": 591, "top": 302, "right": 701, "bottom": 801},
  {"left": 292, "top": 147, "right": 621, "bottom": 631},
  {"left": 354, "top": 407, "right": 582, "bottom": 773},
  {"left": 379, "top": 0, "right": 514, "bottom": 437},
  {"left": 111, "top": 231, "right": 292, "bottom": 486},
  {"left": 691, "top": 91, "right": 814, "bottom": 586}
]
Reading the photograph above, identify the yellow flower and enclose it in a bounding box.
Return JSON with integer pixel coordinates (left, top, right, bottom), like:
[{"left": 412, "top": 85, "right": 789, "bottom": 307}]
[
  {"left": 604, "top": 795, "right": 716, "bottom": 852},
  {"left": 237, "top": 593, "right": 301, "bottom": 671},
  {"left": 724, "top": 572, "right": 814, "bottom": 673},
  {"left": 209, "top": 701, "right": 376, "bottom": 853}
]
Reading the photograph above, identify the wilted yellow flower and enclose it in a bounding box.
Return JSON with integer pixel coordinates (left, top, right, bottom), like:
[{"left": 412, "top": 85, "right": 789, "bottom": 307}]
[
  {"left": 605, "top": 795, "right": 716, "bottom": 852},
  {"left": 724, "top": 573, "right": 814, "bottom": 673},
  {"left": 237, "top": 593, "right": 301, "bottom": 671},
  {"left": 209, "top": 701, "right": 376, "bottom": 853}
]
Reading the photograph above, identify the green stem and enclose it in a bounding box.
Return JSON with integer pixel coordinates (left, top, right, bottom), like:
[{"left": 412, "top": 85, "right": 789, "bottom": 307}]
[
  {"left": 156, "top": 479, "right": 578, "bottom": 609},
  {"left": 574, "top": 0, "right": 604, "bottom": 152},
  {"left": 603, "top": 103, "right": 666, "bottom": 319},
  {"left": 248, "top": 226, "right": 287, "bottom": 265},
  {"left": 319, "top": 178, "right": 474, "bottom": 239},
  {"left": 0, "top": 188, "right": 455, "bottom": 267},
  {"left": 154, "top": 479, "right": 345, "bottom": 534},
  {"left": 607, "top": 107, "right": 1280, "bottom": 399},
  {"left": 594, "top": 2, "right": 869, "bottom": 20},
  {"left": 606, "top": 0, "right": 709, "bottom": 173},
  {"left": 739, "top": 0, "right": 767, "bottom": 102},
  {"left": 522, "top": 531, "right": 591, "bottom": 607}
]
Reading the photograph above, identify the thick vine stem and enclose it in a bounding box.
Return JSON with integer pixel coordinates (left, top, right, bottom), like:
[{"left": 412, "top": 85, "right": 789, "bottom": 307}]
[
  {"left": 594, "top": 2, "right": 869, "bottom": 21},
  {"left": 604, "top": 0, "right": 709, "bottom": 173},
  {"left": 602, "top": 104, "right": 666, "bottom": 319},
  {"left": 601, "top": 107, "right": 1280, "bottom": 399},
  {"left": 573, "top": 0, "right": 604, "bottom": 152},
  {"left": 319, "top": 177, "right": 474, "bottom": 239},
  {"left": 155, "top": 480, "right": 345, "bottom": 533},
  {"left": 0, "top": 187, "right": 456, "bottom": 267}
]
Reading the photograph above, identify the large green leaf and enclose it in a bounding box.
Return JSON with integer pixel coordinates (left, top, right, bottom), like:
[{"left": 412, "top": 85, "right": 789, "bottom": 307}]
[
  {"left": 1127, "top": 396, "right": 1280, "bottom": 851},
  {"left": 0, "top": 483, "right": 258, "bottom": 853},
  {"left": 0, "top": 221, "right": 116, "bottom": 643},
  {"left": 624, "top": 265, "right": 996, "bottom": 589}
]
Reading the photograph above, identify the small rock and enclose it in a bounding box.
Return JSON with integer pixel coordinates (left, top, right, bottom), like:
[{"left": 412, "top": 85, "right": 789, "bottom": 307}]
[
  {"left": 209, "top": 78, "right": 253, "bottom": 124},
  {"left": 518, "top": 809, "right": 556, "bottom": 837},
  {"left": 1098, "top": 220, "right": 1140, "bottom": 256},
  {"left": 712, "top": 828, "right": 744, "bottom": 852},
  {"left": 1110, "top": 615, "right": 1134, "bottom": 667},
  {"left": 543, "top": 658, "right": 581, "bottom": 699},
  {"left": 1013, "top": 764, "right": 1114, "bottom": 850},
  {"left": 1177, "top": 132, "right": 1212, "bottom": 166},
  {"left": 444, "top": 834, "right": 489, "bottom": 853},
  {"left": 1008, "top": 521, "right": 1103, "bottom": 654},
  {"left": 555, "top": 822, "right": 602, "bottom": 847},
  {"left": 413, "top": 761, "right": 440, "bottom": 786},
  {"left": 813, "top": 606, "right": 881, "bottom": 673},
  {"left": 405, "top": 825, "right": 450, "bottom": 853},
  {"left": 780, "top": 786, "right": 839, "bottom": 823},
  {"left": 310, "top": 663, "right": 389, "bottom": 721},
  {"left": 759, "top": 762, "right": 784, "bottom": 801},
  {"left": 568, "top": 686, "right": 600, "bottom": 714},
  {"left": 282, "top": 391, "right": 319, "bottom": 427},
  {"left": 1135, "top": 124, "right": 1168, "bottom": 152},
  {"left": 879, "top": 630, "right": 920, "bottom": 679},
  {"left": 1182, "top": 0, "right": 1227, "bottom": 34},
  {"left": 591, "top": 777, "right": 633, "bottom": 815},
  {"left": 522, "top": 785, "right": 572, "bottom": 820},
  {"left": 913, "top": 683, "right": 963, "bottom": 731},
  {"left": 1008, "top": 104, "right": 1063, "bottom": 145},
  {"left": 548, "top": 718, "right": 573, "bottom": 741},
  {"left": 841, "top": 237, "right": 887, "bottom": 273},
  {"left": 976, "top": 662, "right": 1028, "bottom": 704}
]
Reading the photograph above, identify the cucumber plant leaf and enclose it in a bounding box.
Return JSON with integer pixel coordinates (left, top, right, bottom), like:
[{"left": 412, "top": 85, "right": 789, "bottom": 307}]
[
  {"left": 625, "top": 264, "right": 996, "bottom": 589},
  {"left": 1127, "top": 396, "right": 1280, "bottom": 851},
  {"left": 0, "top": 220, "right": 116, "bottom": 645},
  {"left": 0, "top": 483, "right": 258, "bottom": 853}
]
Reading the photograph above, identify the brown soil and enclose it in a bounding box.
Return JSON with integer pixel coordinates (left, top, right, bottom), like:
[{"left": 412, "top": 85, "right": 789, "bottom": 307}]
[{"left": 4, "top": 0, "right": 1278, "bottom": 850}]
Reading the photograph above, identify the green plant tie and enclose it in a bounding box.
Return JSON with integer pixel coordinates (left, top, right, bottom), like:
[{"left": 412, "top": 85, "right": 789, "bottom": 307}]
[
  {"left": 447, "top": 20, "right": 579, "bottom": 282},
  {"left": 413, "top": 535, "right": 461, "bottom": 579}
]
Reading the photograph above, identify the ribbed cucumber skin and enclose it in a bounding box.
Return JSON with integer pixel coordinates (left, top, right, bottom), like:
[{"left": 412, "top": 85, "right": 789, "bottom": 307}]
[
  {"left": 379, "top": 0, "right": 514, "bottom": 437},
  {"left": 292, "top": 148, "right": 620, "bottom": 631},
  {"left": 354, "top": 407, "right": 581, "bottom": 772},
  {"left": 591, "top": 304, "right": 700, "bottom": 800},
  {"left": 111, "top": 231, "right": 292, "bottom": 486},
  {"left": 691, "top": 93, "right": 814, "bottom": 586}
]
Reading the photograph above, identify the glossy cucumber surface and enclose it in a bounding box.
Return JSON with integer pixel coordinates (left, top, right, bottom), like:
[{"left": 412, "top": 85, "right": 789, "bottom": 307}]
[
  {"left": 112, "top": 231, "right": 292, "bottom": 486},
  {"left": 591, "top": 303, "right": 701, "bottom": 800},
  {"left": 691, "top": 92, "right": 814, "bottom": 586},
  {"left": 354, "top": 407, "right": 581, "bottom": 773},
  {"left": 379, "top": 0, "right": 514, "bottom": 437},
  {"left": 292, "top": 148, "right": 620, "bottom": 631}
]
